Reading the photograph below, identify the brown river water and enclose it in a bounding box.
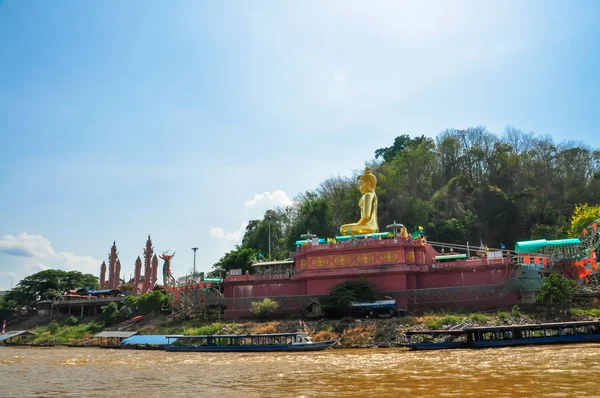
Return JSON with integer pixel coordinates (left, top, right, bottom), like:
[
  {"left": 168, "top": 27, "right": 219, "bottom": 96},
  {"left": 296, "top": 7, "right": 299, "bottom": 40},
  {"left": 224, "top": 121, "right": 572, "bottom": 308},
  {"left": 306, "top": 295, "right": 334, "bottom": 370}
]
[{"left": 1, "top": 345, "right": 599, "bottom": 397}]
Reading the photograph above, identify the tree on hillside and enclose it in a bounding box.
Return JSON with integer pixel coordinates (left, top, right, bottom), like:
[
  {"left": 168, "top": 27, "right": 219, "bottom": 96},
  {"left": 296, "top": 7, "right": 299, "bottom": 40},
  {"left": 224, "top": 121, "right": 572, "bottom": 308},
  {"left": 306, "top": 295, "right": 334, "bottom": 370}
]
[
  {"left": 213, "top": 246, "right": 258, "bottom": 275},
  {"left": 568, "top": 203, "right": 600, "bottom": 238},
  {"left": 7, "top": 270, "right": 99, "bottom": 305},
  {"left": 213, "top": 126, "right": 600, "bottom": 268}
]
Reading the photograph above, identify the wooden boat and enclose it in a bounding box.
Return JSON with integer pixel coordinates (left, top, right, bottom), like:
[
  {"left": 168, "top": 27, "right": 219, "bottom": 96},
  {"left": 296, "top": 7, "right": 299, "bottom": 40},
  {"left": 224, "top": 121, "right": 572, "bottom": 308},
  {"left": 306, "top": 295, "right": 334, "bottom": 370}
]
[
  {"left": 405, "top": 320, "right": 600, "bottom": 350},
  {"left": 164, "top": 331, "right": 337, "bottom": 352}
]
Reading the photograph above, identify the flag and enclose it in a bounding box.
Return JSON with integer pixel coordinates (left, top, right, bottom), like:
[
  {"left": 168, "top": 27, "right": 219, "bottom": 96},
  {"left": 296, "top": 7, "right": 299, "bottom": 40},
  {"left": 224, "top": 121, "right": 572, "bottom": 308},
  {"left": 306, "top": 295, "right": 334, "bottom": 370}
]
[
  {"left": 501, "top": 242, "right": 506, "bottom": 249},
  {"left": 418, "top": 225, "right": 424, "bottom": 231},
  {"left": 485, "top": 245, "right": 489, "bottom": 251}
]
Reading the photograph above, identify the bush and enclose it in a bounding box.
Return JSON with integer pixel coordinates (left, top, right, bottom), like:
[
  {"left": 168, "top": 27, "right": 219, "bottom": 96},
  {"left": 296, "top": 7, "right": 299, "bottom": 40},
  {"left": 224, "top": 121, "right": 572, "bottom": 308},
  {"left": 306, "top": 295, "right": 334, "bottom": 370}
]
[
  {"left": 497, "top": 311, "right": 510, "bottom": 322},
  {"left": 249, "top": 298, "right": 279, "bottom": 319},
  {"left": 537, "top": 274, "right": 577, "bottom": 308},
  {"left": 321, "top": 279, "right": 378, "bottom": 316},
  {"left": 47, "top": 320, "right": 60, "bottom": 334},
  {"left": 469, "top": 313, "right": 488, "bottom": 323},
  {"left": 65, "top": 316, "right": 79, "bottom": 326},
  {"left": 424, "top": 315, "right": 461, "bottom": 330},
  {"left": 136, "top": 291, "right": 171, "bottom": 315},
  {"left": 100, "top": 302, "right": 120, "bottom": 326},
  {"left": 401, "top": 316, "right": 417, "bottom": 327},
  {"left": 511, "top": 305, "right": 521, "bottom": 317}
]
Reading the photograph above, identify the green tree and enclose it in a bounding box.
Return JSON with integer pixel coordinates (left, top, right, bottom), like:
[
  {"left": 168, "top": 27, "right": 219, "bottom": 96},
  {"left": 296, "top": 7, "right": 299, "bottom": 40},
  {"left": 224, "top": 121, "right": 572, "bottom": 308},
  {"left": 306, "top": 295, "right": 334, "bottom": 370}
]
[
  {"left": 537, "top": 274, "right": 577, "bottom": 308},
  {"left": 249, "top": 298, "right": 279, "bottom": 319},
  {"left": 213, "top": 246, "right": 258, "bottom": 275},
  {"left": 569, "top": 203, "right": 600, "bottom": 238},
  {"left": 100, "top": 302, "right": 121, "bottom": 326},
  {"left": 135, "top": 290, "right": 170, "bottom": 315},
  {"left": 321, "top": 279, "right": 378, "bottom": 316},
  {"left": 9, "top": 269, "right": 99, "bottom": 305}
]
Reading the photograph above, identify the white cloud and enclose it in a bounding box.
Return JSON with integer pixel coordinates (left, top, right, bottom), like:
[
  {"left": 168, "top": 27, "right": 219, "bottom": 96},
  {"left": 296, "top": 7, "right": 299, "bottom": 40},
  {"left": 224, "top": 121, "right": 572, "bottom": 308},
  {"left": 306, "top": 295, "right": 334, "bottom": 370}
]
[
  {"left": 209, "top": 221, "right": 249, "bottom": 245},
  {"left": 0, "top": 233, "right": 56, "bottom": 258},
  {"left": 244, "top": 190, "right": 292, "bottom": 209},
  {"left": 210, "top": 189, "right": 292, "bottom": 252},
  {"left": 0, "top": 233, "right": 102, "bottom": 290}
]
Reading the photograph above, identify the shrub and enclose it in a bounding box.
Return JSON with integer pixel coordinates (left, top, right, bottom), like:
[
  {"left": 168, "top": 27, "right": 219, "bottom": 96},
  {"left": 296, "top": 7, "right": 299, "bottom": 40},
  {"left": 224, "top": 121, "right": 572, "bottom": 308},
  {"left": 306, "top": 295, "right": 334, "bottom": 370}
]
[
  {"left": 65, "top": 316, "right": 79, "bottom": 326},
  {"left": 497, "top": 311, "right": 510, "bottom": 322},
  {"left": 537, "top": 274, "right": 577, "bottom": 308},
  {"left": 310, "top": 330, "right": 339, "bottom": 342},
  {"left": 511, "top": 305, "right": 521, "bottom": 317},
  {"left": 469, "top": 313, "right": 488, "bottom": 323},
  {"left": 252, "top": 321, "right": 279, "bottom": 334},
  {"left": 136, "top": 291, "right": 171, "bottom": 315},
  {"left": 249, "top": 298, "right": 279, "bottom": 319},
  {"left": 340, "top": 324, "right": 376, "bottom": 347},
  {"left": 321, "top": 279, "right": 378, "bottom": 316},
  {"left": 47, "top": 320, "right": 60, "bottom": 334},
  {"left": 401, "top": 316, "right": 417, "bottom": 327},
  {"left": 100, "top": 302, "right": 120, "bottom": 326}
]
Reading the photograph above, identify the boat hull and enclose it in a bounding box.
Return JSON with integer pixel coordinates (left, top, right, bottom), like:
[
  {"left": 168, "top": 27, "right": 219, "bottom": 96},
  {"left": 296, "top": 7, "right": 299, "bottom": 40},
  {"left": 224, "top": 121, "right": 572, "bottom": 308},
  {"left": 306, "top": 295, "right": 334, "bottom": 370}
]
[
  {"left": 165, "top": 340, "right": 337, "bottom": 352},
  {"left": 405, "top": 342, "right": 468, "bottom": 351},
  {"left": 473, "top": 334, "right": 600, "bottom": 349}
]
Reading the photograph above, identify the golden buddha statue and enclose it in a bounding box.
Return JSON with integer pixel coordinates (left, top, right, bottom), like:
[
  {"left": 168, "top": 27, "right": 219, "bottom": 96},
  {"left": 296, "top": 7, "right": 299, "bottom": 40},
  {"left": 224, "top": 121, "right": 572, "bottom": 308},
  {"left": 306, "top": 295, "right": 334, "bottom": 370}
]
[{"left": 340, "top": 166, "right": 379, "bottom": 235}]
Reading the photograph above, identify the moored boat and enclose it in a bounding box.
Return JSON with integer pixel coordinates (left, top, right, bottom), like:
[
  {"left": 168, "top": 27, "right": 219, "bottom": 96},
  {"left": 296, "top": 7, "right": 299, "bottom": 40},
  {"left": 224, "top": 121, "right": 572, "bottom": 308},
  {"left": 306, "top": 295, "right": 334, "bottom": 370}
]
[
  {"left": 405, "top": 320, "right": 600, "bottom": 350},
  {"left": 164, "top": 331, "right": 337, "bottom": 352}
]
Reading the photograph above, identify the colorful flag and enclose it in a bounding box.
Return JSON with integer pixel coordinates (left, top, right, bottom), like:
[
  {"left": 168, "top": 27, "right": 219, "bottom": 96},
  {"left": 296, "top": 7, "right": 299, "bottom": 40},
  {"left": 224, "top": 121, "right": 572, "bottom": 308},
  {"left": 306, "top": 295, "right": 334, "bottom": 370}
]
[{"left": 501, "top": 242, "right": 506, "bottom": 249}]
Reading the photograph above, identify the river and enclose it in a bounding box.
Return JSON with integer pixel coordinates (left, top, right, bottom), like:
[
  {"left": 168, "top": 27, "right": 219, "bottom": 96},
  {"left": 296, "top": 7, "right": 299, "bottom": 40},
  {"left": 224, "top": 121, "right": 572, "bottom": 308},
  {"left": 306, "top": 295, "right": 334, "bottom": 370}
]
[{"left": 1, "top": 345, "right": 599, "bottom": 397}]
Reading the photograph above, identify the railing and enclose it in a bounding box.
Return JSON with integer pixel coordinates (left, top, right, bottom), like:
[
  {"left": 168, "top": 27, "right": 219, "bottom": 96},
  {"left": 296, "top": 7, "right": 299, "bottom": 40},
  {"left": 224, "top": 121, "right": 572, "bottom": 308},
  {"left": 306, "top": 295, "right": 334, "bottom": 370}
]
[
  {"left": 55, "top": 296, "right": 125, "bottom": 306},
  {"left": 226, "top": 272, "right": 291, "bottom": 282}
]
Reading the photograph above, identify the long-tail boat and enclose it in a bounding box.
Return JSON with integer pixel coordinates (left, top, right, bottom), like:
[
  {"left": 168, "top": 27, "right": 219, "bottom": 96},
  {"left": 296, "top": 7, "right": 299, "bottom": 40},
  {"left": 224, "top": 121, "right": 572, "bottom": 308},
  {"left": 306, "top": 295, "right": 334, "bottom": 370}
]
[{"left": 405, "top": 320, "right": 600, "bottom": 350}]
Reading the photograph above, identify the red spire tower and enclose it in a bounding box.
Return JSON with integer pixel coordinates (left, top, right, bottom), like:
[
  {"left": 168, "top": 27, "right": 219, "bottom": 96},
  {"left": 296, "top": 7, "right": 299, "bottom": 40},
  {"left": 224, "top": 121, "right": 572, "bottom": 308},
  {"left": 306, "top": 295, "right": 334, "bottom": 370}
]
[{"left": 134, "top": 256, "right": 142, "bottom": 296}]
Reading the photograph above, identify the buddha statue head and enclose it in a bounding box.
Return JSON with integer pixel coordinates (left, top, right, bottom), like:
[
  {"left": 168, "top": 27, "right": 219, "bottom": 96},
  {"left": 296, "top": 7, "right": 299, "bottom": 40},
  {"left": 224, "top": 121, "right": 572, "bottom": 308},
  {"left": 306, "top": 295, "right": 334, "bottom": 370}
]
[{"left": 359, "top": 166, "right": 377, "bottom": 193}]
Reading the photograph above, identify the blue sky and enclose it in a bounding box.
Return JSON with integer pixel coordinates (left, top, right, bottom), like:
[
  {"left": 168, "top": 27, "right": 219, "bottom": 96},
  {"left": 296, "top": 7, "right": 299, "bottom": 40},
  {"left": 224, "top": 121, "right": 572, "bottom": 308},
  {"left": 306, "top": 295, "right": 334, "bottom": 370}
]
[{"left": 1, "top": 1, "right": 599, "bottom": 290}]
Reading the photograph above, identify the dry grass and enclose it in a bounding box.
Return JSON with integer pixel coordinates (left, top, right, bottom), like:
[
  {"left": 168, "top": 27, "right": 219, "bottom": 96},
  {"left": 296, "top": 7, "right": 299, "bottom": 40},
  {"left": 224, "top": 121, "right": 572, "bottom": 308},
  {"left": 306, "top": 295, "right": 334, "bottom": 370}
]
[
  {"left": 251, "top": 321, "right": 279, "bottom": 334},
  {"left": 310, "top": 330, "right": 339, "bottom": 342},
  {"left": 339, "top": 324, "right": 376, "bottom": 347}
]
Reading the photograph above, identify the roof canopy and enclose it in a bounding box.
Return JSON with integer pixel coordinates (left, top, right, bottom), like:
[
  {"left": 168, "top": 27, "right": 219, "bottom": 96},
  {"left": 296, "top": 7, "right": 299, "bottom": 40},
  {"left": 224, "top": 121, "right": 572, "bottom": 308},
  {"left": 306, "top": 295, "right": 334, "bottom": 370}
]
[
  {"left": 515, "top": 238, "right": 580, "bottom": 253},
  {"left": 0, "top": 330, "right": 34, "bottom": 341},
  {"left": 121, "top": 335, "right": 173, "bottom": 346}
]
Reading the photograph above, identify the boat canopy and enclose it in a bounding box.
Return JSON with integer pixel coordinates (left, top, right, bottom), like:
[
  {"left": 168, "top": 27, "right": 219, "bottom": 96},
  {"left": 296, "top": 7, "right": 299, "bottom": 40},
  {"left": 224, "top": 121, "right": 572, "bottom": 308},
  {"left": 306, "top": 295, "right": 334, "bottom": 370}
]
[{"left": 515, "top": 238, "right": 580, "bottom": 253}]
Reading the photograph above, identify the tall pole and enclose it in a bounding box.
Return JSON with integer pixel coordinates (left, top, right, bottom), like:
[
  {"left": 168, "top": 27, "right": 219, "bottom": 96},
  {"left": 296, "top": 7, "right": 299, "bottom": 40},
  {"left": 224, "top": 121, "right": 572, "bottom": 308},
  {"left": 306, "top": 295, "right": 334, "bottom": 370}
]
[{"left": 192, "top": 247, "right": 198, "bottom": 280}]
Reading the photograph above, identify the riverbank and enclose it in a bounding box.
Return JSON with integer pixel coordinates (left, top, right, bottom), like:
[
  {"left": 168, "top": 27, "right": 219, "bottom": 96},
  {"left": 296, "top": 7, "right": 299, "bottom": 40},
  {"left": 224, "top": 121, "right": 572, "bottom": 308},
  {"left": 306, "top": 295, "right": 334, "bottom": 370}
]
[{"left": 3, "top": 306, "right": 599, "bottom": 349}]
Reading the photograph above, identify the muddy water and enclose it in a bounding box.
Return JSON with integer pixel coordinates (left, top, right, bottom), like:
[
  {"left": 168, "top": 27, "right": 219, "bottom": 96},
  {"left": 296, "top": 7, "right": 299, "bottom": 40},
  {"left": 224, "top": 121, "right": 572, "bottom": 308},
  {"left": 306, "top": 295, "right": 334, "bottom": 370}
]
[{"left": 1, "top": 345, "right": 599, "bottom": 397}]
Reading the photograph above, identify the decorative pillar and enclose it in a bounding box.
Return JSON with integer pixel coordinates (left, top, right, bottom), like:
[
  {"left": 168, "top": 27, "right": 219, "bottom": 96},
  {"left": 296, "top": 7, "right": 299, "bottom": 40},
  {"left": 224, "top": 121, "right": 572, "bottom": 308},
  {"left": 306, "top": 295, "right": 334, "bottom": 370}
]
[
  {"left": 108, "top": 241, "right": 118, "bottom": 290},
  {"left": 115, "top": 259, "right": 122, "bottom": 289},
  {"left": 100, "top": 261, "right": 106, "bottom": 289},
  {"left": 142, "top": 235, "right": 154, "bottom": 294},
  {"left": 151, "top": 254, "right": 158, "bottom": 289},
  {"left": 134, "top": 256, "right": 142, "bottom": 296}
]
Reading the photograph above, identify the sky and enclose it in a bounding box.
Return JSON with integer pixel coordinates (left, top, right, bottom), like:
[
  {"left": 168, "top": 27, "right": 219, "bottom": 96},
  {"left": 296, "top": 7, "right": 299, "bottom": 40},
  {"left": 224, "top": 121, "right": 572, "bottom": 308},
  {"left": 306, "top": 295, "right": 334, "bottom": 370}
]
[{"left": 1, "top": 1, "right": 599, "bottom": 290}]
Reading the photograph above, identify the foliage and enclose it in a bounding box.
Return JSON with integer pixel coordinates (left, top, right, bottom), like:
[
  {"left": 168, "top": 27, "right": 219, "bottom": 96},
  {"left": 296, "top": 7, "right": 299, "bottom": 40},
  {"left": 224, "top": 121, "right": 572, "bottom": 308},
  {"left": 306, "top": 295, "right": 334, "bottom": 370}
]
[
  {"left": 401, "top": 316, "right": 417, "bottom": 326},
  {"left": 100, "top": 302, "right": 121, "bottom": 326},
  {"left": 7, "top": 270, "right": 99, "bottom": 305},
  {"left": 47, "top": 320, "right": 60, "bottom": 334},
  {"left": 469, "top": 313, "right": 488, "bottom": 323},
  {"left": 423, "top": 315, "right": 462, "bottom": 330},
  {"left": 571, "top": 308, "right": 600, "bottom": 317},
  {"left": 213, "top": 246, "right": 258, "bottom": 275},
  {"left": 131, "top": 291, "right": 171, "bottom": 315},
  {"left": 31, "top": 321, "right": 104, "bottom": 345},
  {"left": 65, "top": 316, "right": 79, "bottom": 326},
  {"left": 537, "top": 274, "right": 577, "bottom": 307},
  {"left": 249, "top": 298, "right": 279, "bottom": 318},
  {"left": 497, "top": 311, "right": 510, "bottom": 322},
  {"left": 0, "top": 297, "right": 13, "bottom": 321},
  {"left": 251, "top": 321, "right": 279, "bottom": 334},
  {"left": 212, "top": 127, "right": 600, "bottom": 268},
  {"left": 511, "top": 305, "right": 521, "bottom": 317},
  {"left": 321, "top": 279, "right": 378, "bottom": 316},
  {"left": 569, "top": 203, "right": 600, "bottom": 238}
]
